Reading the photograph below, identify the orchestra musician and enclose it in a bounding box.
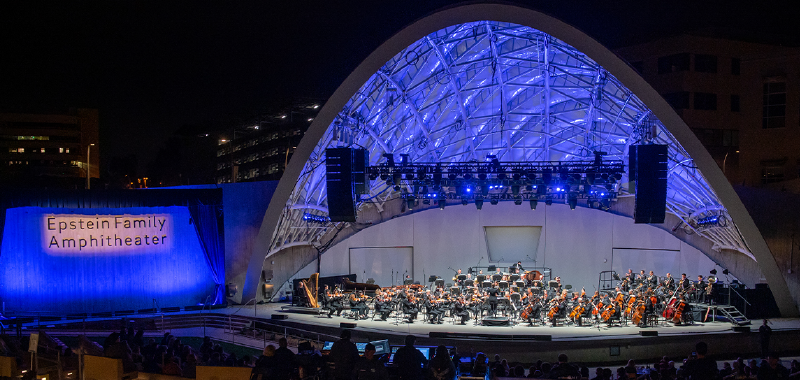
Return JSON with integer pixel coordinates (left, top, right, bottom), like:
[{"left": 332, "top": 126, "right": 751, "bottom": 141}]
[
  {"left": 695, "top": 275, "right": 707, "bottom": 304},
  {"left": 350, "top": 291, "right": 369, "bottom": 320},
  {"left": 374, "top": 294, "right": 393, "bottom": 321},
  {"left": 511, "top": 261, "right": 524, "bottom": 272},
  {"left": 486, "top": 282, "right": 500, "bottom": 316},
  {"left": 320, "top": 285, "right": 334, "bottom": 318},
  {"left": 424, "top": 294, "right": 444, "bottom": 324},
  {"left": 453, "top": 297, "right": 470, "bottom": 324},
  {"left": 678, "top": 273, "right": 691, "bottom": 294},
  {"left": 401, "top": 291, "right": 419, "bottom": 323},
  {"left": 662, "top": 273, "right": 675, "bottom": 290},
  {"left": 647, "top": 271, "right": 658, "bottom": 288}
]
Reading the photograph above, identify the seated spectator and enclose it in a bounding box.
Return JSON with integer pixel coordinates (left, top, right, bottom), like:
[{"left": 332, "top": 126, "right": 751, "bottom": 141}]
[
  {"left": 513, "top": 364, "right": 525, "bottom": 377},
  {"left": 353, "top": 342, "right": 389, "bottom": 380},
  {"left": 429, "top": 345, "right": 456, "bottom": 380},
  {"left": 208, "top": 352, "right": 223, "bottom": 366},
  {"left": 528, "top": 366, "right": 539, "bottom": 378},
  {"left": 472, "top": 352, "right": 488, "bottom": 377},
  {"left": 183, "top": 353, "right": 198, "bottom": 378},
  {"left": 162, "top": 354, "right": 182, "bottom": 376},
  {"left": 252, "top": 345, "right": 277, "bottom": 379},
  {"left": 758, "top": 352, "right": 789, "bottom": 379},
  {"left": 274, "top": 337, "right": 295, "bottom": 380},
  {"left": 104, "top": 332, "right": 136, "bottom": 373},
  {"left": 547, "top": 354, "right": 579, "bottom": 379}
]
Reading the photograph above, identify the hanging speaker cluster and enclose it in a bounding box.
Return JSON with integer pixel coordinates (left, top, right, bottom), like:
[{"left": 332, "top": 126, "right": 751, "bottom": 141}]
[{"left": 629, "top": 144, "right": 668, "bottom": 224}]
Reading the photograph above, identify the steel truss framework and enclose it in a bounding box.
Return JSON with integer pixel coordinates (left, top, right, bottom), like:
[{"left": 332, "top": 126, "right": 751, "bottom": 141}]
[{"left": 270, "top": 21, "right": 752, "bottom": 259}]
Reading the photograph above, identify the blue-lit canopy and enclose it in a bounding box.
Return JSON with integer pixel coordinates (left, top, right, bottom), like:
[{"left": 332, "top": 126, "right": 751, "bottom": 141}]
[{"left": 272, "top": 21, "right": 749, "bottom": 259}]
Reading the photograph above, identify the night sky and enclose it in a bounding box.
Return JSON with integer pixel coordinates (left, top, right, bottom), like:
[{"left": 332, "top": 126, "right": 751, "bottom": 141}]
[{"left": 1, "top": 1, "right": 797, "bottom": 174}]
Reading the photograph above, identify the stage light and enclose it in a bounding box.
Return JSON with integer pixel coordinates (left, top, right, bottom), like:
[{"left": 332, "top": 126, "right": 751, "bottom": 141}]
[
  {"left": 461, "top": 199, "right": 468, "bottom": 206},
  {"left": 463, "top": 173, "right": 472, "bottom": 180},
  {"left": 475, "top": 198, "right": 484, "bottom": 210},
  {"left": 710, "top": 269, "right": 718, "bottom": 275},
  {"left": 568, "top": 194, "right": 577, "bottom": 210},
  {"left": 438, "top": 199, "right": 446, "bottom": 210},
  {"left": 545, "top": 197, "right": 553, "bottom": 206},
  {"left": 478, "top": 172, "right": 487, "bottom": 180},
  {"left": 393, "top": 186, "right": 401, "bottom": 191},
  {"left": 512, "top": 171, "right": 522, "bottom": 180},
  {"left": 512, "top": 185, "right": 520, "bottom": 196},
  {"left": 514, "top": 198, "right": 522, "bottom": 206},
  {"left": 448, "top": 173, "right": 457, "bottom": 180},
  {"left": 530, "top": 199, "right": 538, "bottom": 210},
  {"left": 490, "top": 198, "right": 499, "bottom": 205},
  {"left": 722, "top": 269, "right": 729, "bottom": 275},
  {"left": 406, "top": 198, "right": 415, "bottom": 209}
]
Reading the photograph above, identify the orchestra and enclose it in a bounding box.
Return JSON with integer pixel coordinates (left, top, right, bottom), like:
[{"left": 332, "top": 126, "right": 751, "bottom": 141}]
[{"left": 309, "top": 265, "right": 720, "bottom": 327}]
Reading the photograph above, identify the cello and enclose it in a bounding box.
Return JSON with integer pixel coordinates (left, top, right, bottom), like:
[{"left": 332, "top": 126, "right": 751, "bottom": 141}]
[
  {"left": 631, "top": 300, "right": 647, "bottom": 326},
  {"left": 672, "top": 299, "right": 686, "bottom": 324}
]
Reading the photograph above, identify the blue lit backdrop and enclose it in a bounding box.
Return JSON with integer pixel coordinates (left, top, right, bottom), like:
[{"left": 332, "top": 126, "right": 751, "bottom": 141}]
[{"left": 0, "top": 206, "right": 217, "bottom": 314}]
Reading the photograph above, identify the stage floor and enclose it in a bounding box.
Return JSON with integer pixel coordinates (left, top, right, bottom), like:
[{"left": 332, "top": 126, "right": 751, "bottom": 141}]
[{"left": 222, "top": 302, "right": 800, "bottom": 341}]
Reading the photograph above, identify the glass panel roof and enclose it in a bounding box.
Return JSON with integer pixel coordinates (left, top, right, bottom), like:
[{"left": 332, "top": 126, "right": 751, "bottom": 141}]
[{"left": 273, "top": 21, "right": 750, "bottom": 259}]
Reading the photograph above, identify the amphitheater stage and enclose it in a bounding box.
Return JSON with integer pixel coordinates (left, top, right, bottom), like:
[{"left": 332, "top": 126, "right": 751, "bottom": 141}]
[{"left": 219, "top": 303, "right": 800, "bottom": 365}]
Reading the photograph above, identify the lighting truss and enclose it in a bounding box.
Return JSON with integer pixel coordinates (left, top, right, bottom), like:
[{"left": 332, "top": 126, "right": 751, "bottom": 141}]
[
  {"left": 366, "top": 155, "right": 623, "bottom": 204},
  {"left": 270, "top": 21, "right": 752, "bottom": 260}
]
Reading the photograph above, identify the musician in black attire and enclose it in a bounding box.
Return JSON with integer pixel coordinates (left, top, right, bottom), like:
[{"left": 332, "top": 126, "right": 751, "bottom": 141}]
[
  {"left": 374, "top": 296, "right": 392, "bottom": 321},
  {"left": 330, "top": 289, "right": 344, "bottom": 317},
  {"left": 511, "top": 261, "right": 524, "bottom": 272},
  {"left": 320, "top": 285, "right": 334, "bottom": 318},
  {"left": 485, "top": 283, "right": 500, "bottom": 317},
  {"left": 424, "top": 296, "right": 443, "bottom": 324},
  {"left": 663, "top": 273, "right": 675, "bottom": 290},
  {"left": 522, "top": 298, "right": 542, "bottom": 326},
  {"left": 648, "top": 271, "right": 658, "bottom": 287},
  {"left": 551, "top": 297, "right": 568, "bottom": 326},
  {"left": 695, "top": 275, "right": 707, "bottom": 304},
  {"left": 453, "top": 297, "right": 470, "bottom": 324},
  {"left": 678, "top": 273, "right": 691, "bottom": 294},
  {"left": 401, "top": 294, "right": 418, "bottom": 323}
]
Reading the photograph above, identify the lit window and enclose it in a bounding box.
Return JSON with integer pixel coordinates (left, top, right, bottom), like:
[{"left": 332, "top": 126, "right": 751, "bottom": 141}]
[
  {"left": 66, "top": 148, "right": 70, "bottom": 153},
  {"left": 762, "top": 164, "right": 785, "bottom": 184},
  {"left": 9, "top": 148, "right": 17, "bottom": 153},
  {"left": 18, "top": 148, "right": 24, "bottom": 153},
  {"left": 41, "top": 148, "right": 46, "bottom": 153},
  {"left": 59, "top": 148, "right": 64, "bottom": 153}
]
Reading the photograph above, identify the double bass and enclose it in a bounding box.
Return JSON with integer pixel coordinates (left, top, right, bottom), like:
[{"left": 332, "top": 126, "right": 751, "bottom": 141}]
[{"left": 672, "top": 299, "right": 686, "bottom": 324}]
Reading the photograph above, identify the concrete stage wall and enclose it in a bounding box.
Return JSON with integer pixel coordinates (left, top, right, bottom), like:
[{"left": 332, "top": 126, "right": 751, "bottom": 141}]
[{"left": 288, "top": 202, "right": 722, "bottom": 294}]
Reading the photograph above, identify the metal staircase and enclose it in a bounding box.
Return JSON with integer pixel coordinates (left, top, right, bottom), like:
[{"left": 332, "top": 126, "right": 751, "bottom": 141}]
[{"left": 704, "top": 304, "right": 750, "bottom": 326}]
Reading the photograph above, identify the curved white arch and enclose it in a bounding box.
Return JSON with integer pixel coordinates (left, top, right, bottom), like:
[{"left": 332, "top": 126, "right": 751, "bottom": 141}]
[{"left": 242, "top": 4, "right": 797, "bottom": 316}]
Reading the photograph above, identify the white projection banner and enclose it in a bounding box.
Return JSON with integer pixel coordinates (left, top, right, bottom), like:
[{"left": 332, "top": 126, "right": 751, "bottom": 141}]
[{"left": 43, "top": 214, "right": 173, "bottom": 254}]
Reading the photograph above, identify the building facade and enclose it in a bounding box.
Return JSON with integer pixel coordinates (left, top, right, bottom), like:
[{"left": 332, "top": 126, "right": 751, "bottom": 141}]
[
  {"left": 0, "top": 108, "right": 99, "bottom": 188},
  {"left": 215, "top": 101, "right": 320, "bottom": 184},
  {"left": 614, "top": 33, "right": 800, "bottom": 188}
]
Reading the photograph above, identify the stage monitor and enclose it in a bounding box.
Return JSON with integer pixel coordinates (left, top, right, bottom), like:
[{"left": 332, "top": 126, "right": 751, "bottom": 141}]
[
  {"left": 355, "top": 342, "right": 368, "bottom": 353},
  {"left": 369, "top": 339, "right": 390, "bottom": 355},
  {"left": 322, "top": 341, "right": 334, "bottom": 351},
  {"left": 417, "top": 347, "right": 431, "bottom": 360}
]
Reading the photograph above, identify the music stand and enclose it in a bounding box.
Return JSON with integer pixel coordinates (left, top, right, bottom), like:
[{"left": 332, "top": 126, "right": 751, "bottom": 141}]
[
  {"left": 510, "top": 274, "right": 520, "bottom": 282},
  {"left": 428, "top": 275, "right": 438, "bottom": 283},
  {"left": 435, "top": 279, "right": 445, "bottom": 288},
  {"left": 492, "top": 274, "right": 502, "bottom": 282},
  {"left": 515, "top": 280, "right": 525, "bottom": 288},
  {"left": 457, "top": 274, "right": 467, "bottom": 282},
  {"left": 450, "top": 287, "right": 461, "bottom": 296},
  {"left": 404, "top": 279, "right": 413, "bottom": 285},
  {"left": 482, "top": 280, "right": 492, "bottom": 288},
  {"left": 498, "top": 281, "right": 509, "bottom": 290},
  {"left": 476, "top": 275, "right": 486, "bottom": 283},
  {"left": 464, "top": 279, "right": 474, "bottom": 287},
  {"left": 488, "top": 265, "right": 496, "bottom": 272},
  {"left": 548, "top": 280, "right": 559, "bottom": 290}
]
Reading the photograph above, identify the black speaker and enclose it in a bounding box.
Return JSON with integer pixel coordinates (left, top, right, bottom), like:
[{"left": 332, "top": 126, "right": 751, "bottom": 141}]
[
  {"left": 340, "top": 322, "right": 357, "bottom": 329},
  {"left": 732, "top": 326, "right": 750, "bottom": 333},
  {"left": 271, "top": 314, "right": 288, "bottom": 320},
  {"left": 327, "top": 148, "right": 368, "bottom": 222},
  {"left": 629, "top": 144, "right": 668, "bottom": 223},
  {"left": 639, "top": 330, "right": 658, "bottom": 336}
]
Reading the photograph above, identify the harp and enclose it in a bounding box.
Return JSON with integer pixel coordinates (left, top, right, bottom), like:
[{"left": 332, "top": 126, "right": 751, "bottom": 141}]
[{"left": 301, "top": 273, "right": 320, "bottom": 308}]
